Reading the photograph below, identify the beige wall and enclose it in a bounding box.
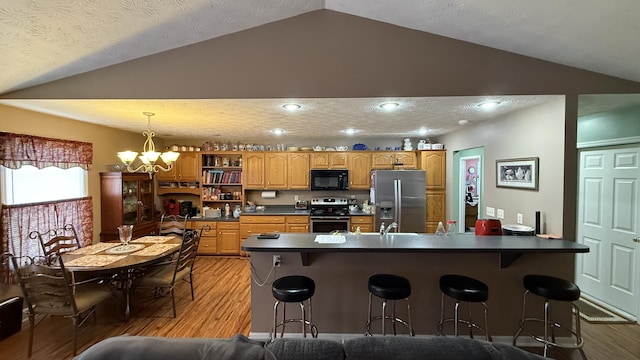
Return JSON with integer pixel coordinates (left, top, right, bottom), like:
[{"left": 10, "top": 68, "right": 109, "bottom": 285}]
[
  {"left": 0, "top": 104, "right": 145, "bottom": 242},
  {"left": 441, "top": 97, "right": 566, "bottom": 235}
]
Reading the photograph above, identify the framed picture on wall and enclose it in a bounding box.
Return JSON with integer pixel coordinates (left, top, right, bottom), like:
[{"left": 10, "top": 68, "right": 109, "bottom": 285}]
[{"left": 496, "top": 157, "right": 539, "bottom": 190}]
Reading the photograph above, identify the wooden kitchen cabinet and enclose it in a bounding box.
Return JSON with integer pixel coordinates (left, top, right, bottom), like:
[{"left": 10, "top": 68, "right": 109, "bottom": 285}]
[
  {"left": 372, "top": 151, "right": 417, "bottom": 169},
  {"left": 217, "top": 222, "right": 240, "bottom": 255},
  {"left": 310, "top": 152, "right": 348, "bottom": 169},
  {"left": 286, "top": 215, "right": 309, "bottom": 232},
  {"left": 288, "top": 152, "right": 310, "bottom": 189},
  {"left": 265, "top": 153, "right": 288, "bottom": 189},
  {"left": 350, "top": 215, "right": 373, "bottom": 232},
  {"left": 100, "top": 172, "right": 156, "bottom": 242},
  {"left": 243, "top": 152, "right": 265, "bottom": 189},
  {"left": 240, "top": 215, "right": 286, "bottom": 256},
  {"left": 418, "top": 150, "right": 447, "bottom": 233},
  {"left": 190, "top": 221, "right": 218, "bottom": 255},
  {"left": 348, "top": 152, "right": 372, "bottom": 189},
  {"left": 156, "top": 152, "right": 201, "bottom": 195}
]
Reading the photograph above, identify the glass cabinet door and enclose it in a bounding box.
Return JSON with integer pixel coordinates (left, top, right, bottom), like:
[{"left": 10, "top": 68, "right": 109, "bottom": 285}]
[
  {"left": 138, "top": 177, "right": 154, "bottom": 223},
  {"left": 122, "top": 179, "right": 139, "bottom": 225}
]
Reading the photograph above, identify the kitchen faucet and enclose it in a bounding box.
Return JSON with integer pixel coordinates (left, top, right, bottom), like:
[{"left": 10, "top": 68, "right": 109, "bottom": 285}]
[{"left": 381, "top": 222, "right": 398, "bottom": 236}]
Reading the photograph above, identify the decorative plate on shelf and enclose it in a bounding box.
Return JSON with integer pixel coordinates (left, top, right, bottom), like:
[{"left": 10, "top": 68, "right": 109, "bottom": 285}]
[{"left": 352, "top": 143, "right": 367, "bottom": 150}]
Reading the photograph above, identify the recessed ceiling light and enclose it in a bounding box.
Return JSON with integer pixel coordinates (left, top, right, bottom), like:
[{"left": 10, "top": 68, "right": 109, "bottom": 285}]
[
  {"left": 282, "top": 103, "right": 301, "bottom": 111},
  {"left": 271, "top": 129, "right": 285, "bottom": 135},
  {"left": 458, "top": 119, "right": 469, "bottom": 125},
  {"left": 379, "top": 102, "right": 400, "bottom": 110},
  {"left": 417, "top": 128, "right": 430, "bottom": 135},
  {"left": 341, "top": 128, "right": 358, "bottom": 135},
  {"left": 476, "top": 100, "right": 501, "bottom": 110}
]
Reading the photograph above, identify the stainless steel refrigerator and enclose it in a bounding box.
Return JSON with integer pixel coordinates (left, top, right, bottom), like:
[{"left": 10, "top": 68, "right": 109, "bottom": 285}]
[{"left": 370, "top": 170, "right": 427, "bottom": 233}]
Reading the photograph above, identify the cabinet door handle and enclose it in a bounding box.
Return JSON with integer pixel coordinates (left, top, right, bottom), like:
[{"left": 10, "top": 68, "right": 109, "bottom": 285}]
[{"left": 633, "top": 236, "right": 640, "bottom": 243}]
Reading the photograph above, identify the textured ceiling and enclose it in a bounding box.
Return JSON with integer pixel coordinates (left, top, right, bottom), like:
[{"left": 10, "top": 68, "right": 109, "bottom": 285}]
[
  {"left": 1, "top": 0, "right": 639, "bottom": 140},
  {"left": 0, "top": 96, "right": 557, "bottom": 142}
]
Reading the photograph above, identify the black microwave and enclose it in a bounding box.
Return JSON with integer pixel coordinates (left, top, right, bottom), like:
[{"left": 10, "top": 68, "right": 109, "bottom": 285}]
[{"left": 310, "top": 169, "right": 349, "bottom": 191}]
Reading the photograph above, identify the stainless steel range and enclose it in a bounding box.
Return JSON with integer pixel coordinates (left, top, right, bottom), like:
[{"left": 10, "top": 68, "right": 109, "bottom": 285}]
[{"left": 309, "top": 197, "right": 350, "bottom": 233}]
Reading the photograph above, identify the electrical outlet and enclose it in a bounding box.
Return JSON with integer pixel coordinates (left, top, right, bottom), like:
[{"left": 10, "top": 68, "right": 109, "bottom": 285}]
[
  {"left": 486, "top": 207, "right": 495, "bottom": 217},
  {"left": 497, "top": 209, "right": 504, "bottom": 219},
  {"left": 272, "top": 255, "right": 281, "bottom": 267},
  {"left": 294, "top": 195, "right": 299, "bottom": 201},
  {"left": 517, "top": 213, "right": 523, "bottom": 224}
]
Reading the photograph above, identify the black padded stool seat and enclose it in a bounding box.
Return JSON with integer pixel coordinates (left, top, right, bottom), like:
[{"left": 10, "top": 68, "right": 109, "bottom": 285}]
[
  {"left": 437, "top": 274, "right": 490, "bottom": 341},
  {"left": 366, "top": 274, "right": 414, "bottom": 336},
  {"left": 513, "top": 274, "right": 586, "bottom": 359},
  {"left": 272, "top": 276, "right": 315, "bottom": 303},
  {"left": 523, "top": 274, "right": 580, "bottom": 301},
  {"left": 368, "top": 274, "right": 411, "bottom": 300},
  {"left": 271, "top": 275, "right": 317, "bottom": 340},
  {"left": 440, "top": 275, "right": 489, "bottom": 303}
]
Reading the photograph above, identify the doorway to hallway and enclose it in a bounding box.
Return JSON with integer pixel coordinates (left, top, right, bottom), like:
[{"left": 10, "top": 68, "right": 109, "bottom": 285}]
[{"left": 453, "top": 147, "right": 484, "bottom": 233}]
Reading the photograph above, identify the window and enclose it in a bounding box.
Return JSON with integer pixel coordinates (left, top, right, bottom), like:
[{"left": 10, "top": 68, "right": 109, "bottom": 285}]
[{"left": 1, "top": 165, "right": 88, "bottom": 205}]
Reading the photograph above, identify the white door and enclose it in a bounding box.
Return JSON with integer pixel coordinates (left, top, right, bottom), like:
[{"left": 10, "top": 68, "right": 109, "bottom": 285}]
[{"left": 576, "top": 145, "right": 640, "bottom": 318}]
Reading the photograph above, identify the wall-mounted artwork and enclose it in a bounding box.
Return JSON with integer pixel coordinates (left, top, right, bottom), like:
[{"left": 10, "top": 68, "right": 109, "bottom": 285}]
[{"left": 496, "top": 157, "right": 539, "bottom": 190}]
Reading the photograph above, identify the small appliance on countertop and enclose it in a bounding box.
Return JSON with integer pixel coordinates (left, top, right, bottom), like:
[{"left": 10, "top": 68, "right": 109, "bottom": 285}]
[
  {"left": 294, "top": 200, "right": 309, "bottom": 210},
  {"left": 475, "top": 219, "right": 502, "bottom": 235}
]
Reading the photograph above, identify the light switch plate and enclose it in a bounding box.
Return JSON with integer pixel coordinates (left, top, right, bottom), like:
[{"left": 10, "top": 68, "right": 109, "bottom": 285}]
[
  {"left": 497, "top": 209, "right": 504, "bottom": 219},
  {"left": 486, "top": 207, "right": 495, "bottom": 217},
  {"left": 517, "top": 213, "right": 523, "bottom": 224}
]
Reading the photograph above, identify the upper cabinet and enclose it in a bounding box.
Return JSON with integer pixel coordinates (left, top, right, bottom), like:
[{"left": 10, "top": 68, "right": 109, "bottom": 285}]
[
  {"left": 310, "top": 152, "right": 348, "bottom": 169},
  {"left": 348, "top": 152, "right": 372, "bottom": 189},
  {"left": 156, "top": 152, "right": 201, "bottom": 195},
  {"left": 288, "top": 152, "right": 310, "bottom": 189},
  {"left": 371, "top": 151, "right": 417, "bottom": 169},
  {"left": 243, "top": 152, "right": 265, "bottom": 189},
  {"left": 420, "top": 150, "right": 446, "bottom": 190},
  {"left": 264, "top": 152, "right": 288, "bottom": 189}
]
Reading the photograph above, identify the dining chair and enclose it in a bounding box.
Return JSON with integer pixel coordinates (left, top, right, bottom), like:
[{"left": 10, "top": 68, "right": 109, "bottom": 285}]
[
  {"left": 30, "top": 224, "right": 81, "bottom": 256},
  {"left": 158, "top": 214, "right": 189, "bottom": 238},
  {"left": 135, "top": 230, "right": 200, "bottom": 317},
  {"left": 10, "top": 253, "right": 114, "bottom": 357}
]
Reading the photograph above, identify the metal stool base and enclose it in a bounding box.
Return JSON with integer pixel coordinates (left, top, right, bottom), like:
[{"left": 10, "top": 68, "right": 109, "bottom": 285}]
[
  {"left": 271, "top": 300, "right": 318, "bottom": 341},
  {"left": 365, "top": 293, "right": 414, "bottom": 336},
  {"left": 513, "top": 290, "right": 587, "bottom": 359},
  {"left": 437, "top": 293, "right": 491, "bottom": 341}
]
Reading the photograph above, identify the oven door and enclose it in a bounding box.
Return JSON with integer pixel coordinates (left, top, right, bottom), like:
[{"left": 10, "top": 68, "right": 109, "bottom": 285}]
[{"left": 310, "top": 216, "right": 350, "bottom": 233}]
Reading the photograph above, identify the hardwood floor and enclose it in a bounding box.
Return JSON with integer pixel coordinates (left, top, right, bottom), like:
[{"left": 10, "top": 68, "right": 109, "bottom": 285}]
[{"left": 0, "top": 257, "right": 638, "bottom": 359}]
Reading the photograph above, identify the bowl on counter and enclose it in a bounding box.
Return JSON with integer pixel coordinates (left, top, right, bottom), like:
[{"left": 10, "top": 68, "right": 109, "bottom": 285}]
[{"left": 287, "top": 146, "right": 299, "bottom": 151}]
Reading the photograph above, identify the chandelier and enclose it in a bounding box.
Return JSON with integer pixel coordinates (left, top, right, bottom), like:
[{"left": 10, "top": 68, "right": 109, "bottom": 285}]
[{"left": 117, "top": 112, "right": 180, "bottom": 176}]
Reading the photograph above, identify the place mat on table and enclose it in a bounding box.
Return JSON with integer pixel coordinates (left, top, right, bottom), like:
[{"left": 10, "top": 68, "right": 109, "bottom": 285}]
[
  {"left": 314, "top": 235, "right": 346, "bottom": 244},
  {"left": 68, "top": 242, "right": 120, "bottom": 255},
  {"left": 65, "top": 254, "right": 126, "bottom": 267},
  {"left": 132, "top": 243, "right": 180, "bottom": 256},
  {"left": 131, "top": 235, "right": 176, "bottom": 243}
]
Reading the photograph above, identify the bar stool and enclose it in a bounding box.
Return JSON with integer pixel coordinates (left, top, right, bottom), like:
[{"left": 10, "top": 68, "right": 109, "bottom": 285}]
[
  {"left": 437, "top": 274, "right": 490, "bottom": 341},
  {"left": 365, "top": 274, "right": 414, "bottom": 336},
  {"left": 271, "top": 275, "right": 318, "bottom": 340},
  {"left": 512, "top": 274, "right": 586, "bottom": 359}
]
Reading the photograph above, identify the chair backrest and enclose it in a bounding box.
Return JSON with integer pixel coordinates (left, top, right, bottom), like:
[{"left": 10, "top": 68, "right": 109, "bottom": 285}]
[
  {"left": 30, "top": 224, "right": 81, "bottom": 256},
  {"left": 172, "top": 230, "right": 200, "bottom": 283},
  {"left": 10, "top": 254, "right": 78, "bottom": 316},
  {"left": 159, "top": 214, "right": 189, "bottom": 237}
]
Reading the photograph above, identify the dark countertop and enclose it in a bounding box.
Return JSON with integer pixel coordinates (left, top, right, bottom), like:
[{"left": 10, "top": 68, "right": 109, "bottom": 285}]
[{"left": 241, "top": 232, "right": 589, "bottom": 268}]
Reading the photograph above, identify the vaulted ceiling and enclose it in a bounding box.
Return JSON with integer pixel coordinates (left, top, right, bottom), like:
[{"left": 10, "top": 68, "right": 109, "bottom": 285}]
[{"left": 2, "top": 0, "right": 639, "bottom": 141}]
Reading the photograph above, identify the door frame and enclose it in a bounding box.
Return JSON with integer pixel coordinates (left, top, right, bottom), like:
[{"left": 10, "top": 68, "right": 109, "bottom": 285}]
[{"left": 452, "top": 147, "right": 484, "bottom": 232}]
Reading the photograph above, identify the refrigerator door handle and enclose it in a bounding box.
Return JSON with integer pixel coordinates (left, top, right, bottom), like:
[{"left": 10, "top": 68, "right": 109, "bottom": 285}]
[{"left": 394, "top": 179, "right": 401, "bottom": 230}]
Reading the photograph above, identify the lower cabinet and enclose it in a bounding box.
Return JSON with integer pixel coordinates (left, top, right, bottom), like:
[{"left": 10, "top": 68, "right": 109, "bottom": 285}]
[
  {"left": 350, "top": 216, "right": 373, "bottom": 232},
  {"left": 426, "top": 190, "right": 446, "bottom": 233},
  {"left": 190, "top": 221, "right": 239, "bottom": 255},
  {"left": 285, "top": 215, "right": 309, "bottom": 232},
  {"left": 240, "top": 215, "right": 287, "bottom": 256}
]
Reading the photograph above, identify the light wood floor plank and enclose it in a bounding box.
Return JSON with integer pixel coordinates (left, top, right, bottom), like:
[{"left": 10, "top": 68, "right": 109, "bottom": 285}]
[{"left": 0, "top": 257, "right": 637, "bottom": 359}]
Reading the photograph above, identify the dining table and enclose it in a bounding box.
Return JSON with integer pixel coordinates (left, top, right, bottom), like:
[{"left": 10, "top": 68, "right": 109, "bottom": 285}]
[{"left": 61, "top": 235, "right": 182, "bottom": 320}]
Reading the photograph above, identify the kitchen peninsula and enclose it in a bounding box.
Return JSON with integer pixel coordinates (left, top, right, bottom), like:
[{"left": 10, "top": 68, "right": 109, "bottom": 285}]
[{"left": 242, "top": 233, "right": 588, "bottom": 339}]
